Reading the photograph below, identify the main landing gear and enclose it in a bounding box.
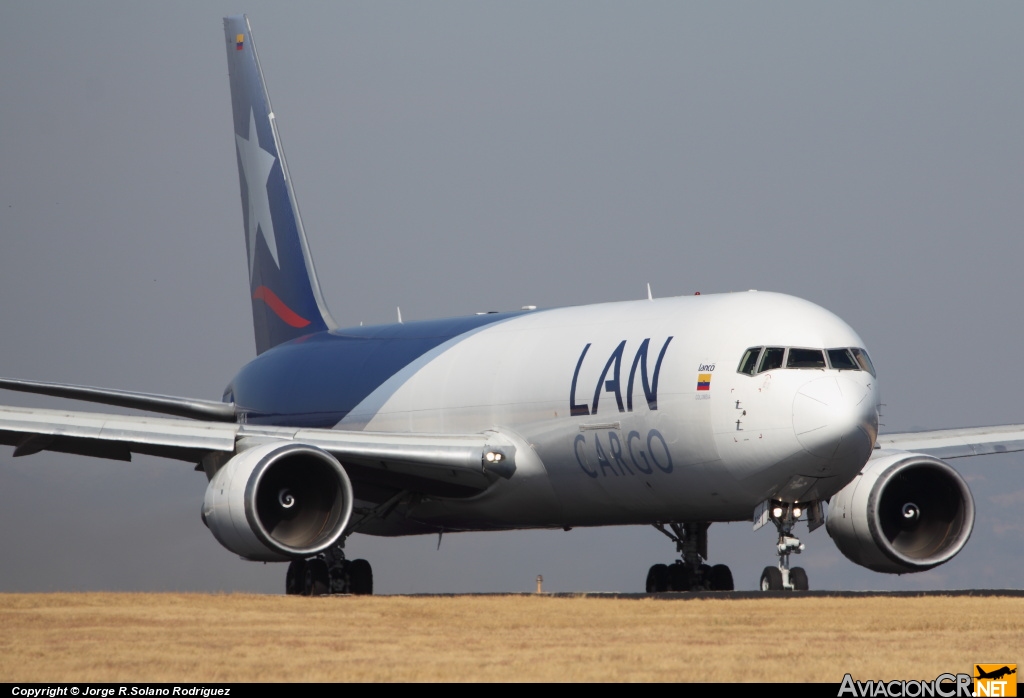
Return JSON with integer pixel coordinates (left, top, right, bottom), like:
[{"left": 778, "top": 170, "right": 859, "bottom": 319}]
[
  {"left": 285, "top": 543, "right": 373, "bottom": 596},
  {"left": 645, "top": 522, "right": 735, "bottom": 592},
  {"left": 756, "top": 500, "right": 818, "bottom": 591}
]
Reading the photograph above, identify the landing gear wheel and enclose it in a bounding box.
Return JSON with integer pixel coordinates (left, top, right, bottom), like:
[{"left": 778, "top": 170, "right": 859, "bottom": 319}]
[
  {"left": 699, "top": 563, "right": 712, "bottom": 587},
  {"left": 329, "top": 561, "right": 349, "bottom": 593},
  {"left": 789, "top": 566, "right": 809, "bottom": 591},
  {"left": 646, "top": 564, "right": 669, "bottom": 593},
  {"left": 760, "top": 566, "right": 783, "bottom": 591},
  {"left": 668, "top": 563, "right": 691, "bottom": 592},
  {"left": 709, "top": 564, "right": 734, "bottom": 591},
  {"left": 646, "top": 564, "right": 669, "bottom": 592},
  {"left": 348, "top": 558, "right": 373, "bottom": 595},
  {"left": 304, "top": 559, "right": 329, "bottom": 596},
  {"left": 286, "top": 559, "right": 306, "bottom": 595}
]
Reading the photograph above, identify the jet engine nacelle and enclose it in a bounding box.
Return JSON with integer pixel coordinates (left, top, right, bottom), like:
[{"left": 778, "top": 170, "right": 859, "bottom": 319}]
[
  {"left": 202, "top": 442, "right": 354, "bottom": 562},
  {"left": 826, "top": 451, "right": 974, "bottom": 574}
]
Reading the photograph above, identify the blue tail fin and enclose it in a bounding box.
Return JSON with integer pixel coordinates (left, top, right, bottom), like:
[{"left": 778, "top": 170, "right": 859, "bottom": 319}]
[{"left": 224, "top": 15, "right": 335, "bottom": 355}]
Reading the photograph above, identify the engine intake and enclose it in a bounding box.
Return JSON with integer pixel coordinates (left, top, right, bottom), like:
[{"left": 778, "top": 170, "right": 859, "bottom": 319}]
[
  {"left": 826, "top": 451, "right": 974, "bottom": 573},
  {"left": 202, "top": 442, "right": 353, "bottom": 561}
]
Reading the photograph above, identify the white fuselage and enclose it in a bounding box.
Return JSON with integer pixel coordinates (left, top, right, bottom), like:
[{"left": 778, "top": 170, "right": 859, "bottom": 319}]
[{"left": 341, "top": 291, "right": 880, "bottom": 533}]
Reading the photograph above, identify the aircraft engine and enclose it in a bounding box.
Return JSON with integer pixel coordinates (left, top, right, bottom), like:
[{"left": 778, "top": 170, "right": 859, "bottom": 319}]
[
  {"left": 201, "top": 442, "right": 354, "bottom": 561},
  {"left": 826, "top": 451, "right": 974, "bottom": 574}
]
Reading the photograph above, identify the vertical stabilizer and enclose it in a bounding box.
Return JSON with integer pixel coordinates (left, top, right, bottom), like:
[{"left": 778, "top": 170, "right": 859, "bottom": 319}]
[{"left": 224, "top": 16, "right": 335, "bottom": 354}]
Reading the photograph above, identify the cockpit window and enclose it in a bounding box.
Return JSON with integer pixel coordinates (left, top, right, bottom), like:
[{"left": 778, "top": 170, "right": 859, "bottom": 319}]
[
  {"left": 851, "top": 348, "right": 876, "bottom": 377},
  {"left": 738, "top": 347, "right": 761, "bottom": 375},
  {"left": 758, "top": 347, "right": 785, "bottom": 373},
  {"left": 786, "top": 348, "right": 826, "bottom": 369},
  {"left": 739, "top": 345, "right": 877, "bottom": 376},
  {"left": 827, "top": 348, "right": 859, "bottom": 370}
]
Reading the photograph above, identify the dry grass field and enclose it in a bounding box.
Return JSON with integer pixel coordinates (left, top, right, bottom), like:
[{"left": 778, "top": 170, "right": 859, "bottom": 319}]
[{"left": 1, "top": 593, "right": 1020, "bottom": 682}]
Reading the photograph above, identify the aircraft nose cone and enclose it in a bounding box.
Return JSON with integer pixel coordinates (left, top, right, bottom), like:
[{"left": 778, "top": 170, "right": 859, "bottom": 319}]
[{"left": 792, "top": 375, "right": 878, "bottom": 463}]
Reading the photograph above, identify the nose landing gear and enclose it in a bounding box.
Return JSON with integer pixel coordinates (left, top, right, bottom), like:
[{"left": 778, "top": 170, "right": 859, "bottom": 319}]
[
  {"left": 756, "top": 500, "right": 821, "bottom": 591},
  {"left": 645, "top": 522, "right": 735, "bottom": 592}
]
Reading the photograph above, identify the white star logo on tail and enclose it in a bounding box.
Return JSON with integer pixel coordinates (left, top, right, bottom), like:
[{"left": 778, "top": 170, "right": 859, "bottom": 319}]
[{"left": 235, "top": 108, "right": 280, "bottom": 278}]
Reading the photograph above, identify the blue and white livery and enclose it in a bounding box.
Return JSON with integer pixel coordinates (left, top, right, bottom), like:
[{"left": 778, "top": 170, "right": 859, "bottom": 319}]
[{"left": 0, "top": 16, "right": 1020, "bottom": 594}]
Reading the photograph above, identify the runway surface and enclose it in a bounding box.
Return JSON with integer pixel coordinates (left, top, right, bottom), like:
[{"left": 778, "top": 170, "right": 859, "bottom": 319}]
[{"left": 406, "top": 588, "right": 1024, "bottom": 599}]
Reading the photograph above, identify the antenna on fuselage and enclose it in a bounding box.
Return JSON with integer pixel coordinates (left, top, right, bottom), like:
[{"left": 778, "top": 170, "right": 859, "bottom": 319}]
[
  {"left": 397, "top": 307, "right": 403, "bottom": 324},
  {"left": 647, "top": 283, "right": 654, "bottom": 300}
]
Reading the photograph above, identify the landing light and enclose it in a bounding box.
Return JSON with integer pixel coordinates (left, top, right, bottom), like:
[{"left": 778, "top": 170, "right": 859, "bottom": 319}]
[
  {"left": 772, "top": 506, "right": 784, "bottom": 518},
  {"left": 485, "top": 451, "right": 504, "bottom": 463},
  {"left": 793, "top": 506, "right": 802, "bottom": 518}
]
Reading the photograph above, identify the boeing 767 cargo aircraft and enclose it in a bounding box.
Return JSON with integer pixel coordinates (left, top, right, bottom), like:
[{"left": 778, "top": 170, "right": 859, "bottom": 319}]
[{"left": 1, "top": 16, "right": 1020, "bottom": 595}]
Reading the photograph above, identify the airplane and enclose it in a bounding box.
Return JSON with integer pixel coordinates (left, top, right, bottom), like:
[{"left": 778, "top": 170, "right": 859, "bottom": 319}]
[
  {"left": 975, "top": 666, "right": 1016, "bottom": 682},
  {"left": 1, "top": 14, "right": 1022, "bottom": 596}
]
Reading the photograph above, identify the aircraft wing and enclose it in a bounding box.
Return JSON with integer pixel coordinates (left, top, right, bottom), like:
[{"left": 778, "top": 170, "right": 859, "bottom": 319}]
[
  {"left": 0, "top": 405, "right": 512, "bottom": 496},
  {"left": 877, "top": 424, "right": 1024, "bottom": 459},
  {"left": 0, "top": 377, "right": 237, "bottom": 421}
]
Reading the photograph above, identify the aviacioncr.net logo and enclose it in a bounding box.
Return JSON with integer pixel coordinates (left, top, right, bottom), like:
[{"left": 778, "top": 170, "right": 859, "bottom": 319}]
[{"left": 838, "top": 673, "right": 973, "bottom": 697}]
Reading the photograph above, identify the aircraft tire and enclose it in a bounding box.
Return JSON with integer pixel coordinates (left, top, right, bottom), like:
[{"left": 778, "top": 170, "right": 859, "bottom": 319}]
[
  {"left": 285, "top": 559, "right": 306, "bottom": 595},
  {"left": 709, "top": 564, "right": 734, "bottom": 591},
  {"left": 790, "top": 566, "right": 809, "bottom": 591},
  {"left": 305, "top": 559, "right": 330, "bottom": 596},
  {"left": 646, "top": 564, "right": 668, "bottom": 592},
  {"left": 349, "top": 558, "right": 373, "bottom": 595},
  {"left": 760, "top": 566, "right": 783, "bottom": 591},
  {"left": 667, "top": 563, "right": 691, "bottom": 592},
  {"left": 699, "top": 563, "right": 712, "bottom": 588},
  {"left": 329, "top": 560, "right": 349, "bottom": 593}
]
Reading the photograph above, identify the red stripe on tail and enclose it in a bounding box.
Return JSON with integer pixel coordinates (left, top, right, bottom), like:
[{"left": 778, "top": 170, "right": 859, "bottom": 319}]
[{"left": 252, "top": 286, "right": 311, "bottom": 328}]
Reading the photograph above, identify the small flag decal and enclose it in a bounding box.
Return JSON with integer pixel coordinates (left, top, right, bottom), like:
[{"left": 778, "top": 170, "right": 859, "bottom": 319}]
[
  {"left": 236, "top": 34, "right": 245, "bottom": 51},
  {"left": 697, "top": 373, "right": 711, "bottom": 391}
]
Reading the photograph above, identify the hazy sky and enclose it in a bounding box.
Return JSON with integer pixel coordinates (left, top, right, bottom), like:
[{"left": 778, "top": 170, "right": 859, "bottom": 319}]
[{"left": 1, "top": 2, "right": 1022, "bottom": 594}]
